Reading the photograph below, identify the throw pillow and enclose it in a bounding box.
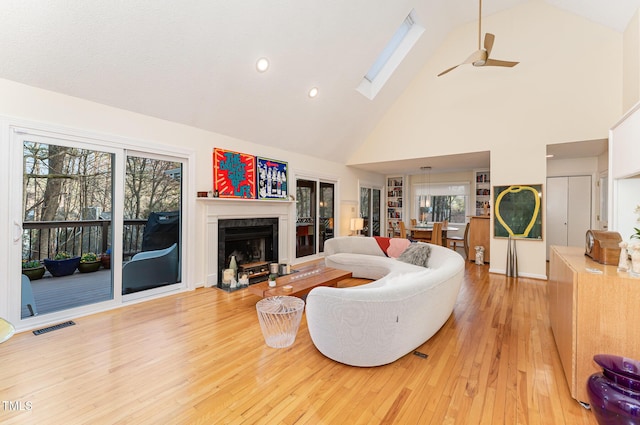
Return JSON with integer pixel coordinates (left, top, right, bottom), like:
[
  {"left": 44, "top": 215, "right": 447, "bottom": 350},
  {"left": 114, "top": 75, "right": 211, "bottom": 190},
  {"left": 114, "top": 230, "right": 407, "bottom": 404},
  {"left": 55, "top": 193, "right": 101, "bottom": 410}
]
[
  {"left": 397, "top": 243, "right": 431, "bottom": 268},
  {"left": 387, "top": 238, "right": 411, "bottom": 258},
  {"left": 373, "top": 236, "right": 391, "bottom": 256}
]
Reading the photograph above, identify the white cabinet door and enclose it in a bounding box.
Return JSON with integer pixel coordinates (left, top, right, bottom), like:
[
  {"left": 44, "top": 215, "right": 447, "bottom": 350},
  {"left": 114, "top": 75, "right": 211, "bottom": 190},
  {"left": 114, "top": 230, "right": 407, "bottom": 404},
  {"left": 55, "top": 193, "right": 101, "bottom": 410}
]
[
  {"left": 567, "top": 176, "right": 592, "bottom": 247},
  {"left": 546, "top": 176, "right": 592, "bottom": 260},
  {"left": 547, "top": 177, "right": 569, "bottom": 259}
]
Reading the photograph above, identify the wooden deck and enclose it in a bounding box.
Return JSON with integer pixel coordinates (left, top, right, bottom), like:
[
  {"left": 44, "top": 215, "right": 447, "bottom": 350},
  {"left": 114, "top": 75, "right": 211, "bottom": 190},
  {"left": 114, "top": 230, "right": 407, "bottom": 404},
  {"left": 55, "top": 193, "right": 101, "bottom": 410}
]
[
  {"left": 23, "top": 269, "right": 112, "bottom": 317},
  {"left": 4, "top": 261, "right": 598, "bottom": 424}
]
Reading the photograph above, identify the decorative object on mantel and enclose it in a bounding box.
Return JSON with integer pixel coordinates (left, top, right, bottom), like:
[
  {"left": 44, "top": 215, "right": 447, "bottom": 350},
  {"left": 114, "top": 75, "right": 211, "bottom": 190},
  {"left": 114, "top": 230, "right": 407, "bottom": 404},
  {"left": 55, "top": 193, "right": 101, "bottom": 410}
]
[
  {"left": 257, "top": 157, "right": 288, "bottom": 200},
  {"left": 197, "top": 191, "right": 208, "bottom": 198},
  {"left": 494, "top": 184, "right": 542, "bottom": 239},
  {"left": 213, "top": 148, "right": 256, "bottom": 199}
]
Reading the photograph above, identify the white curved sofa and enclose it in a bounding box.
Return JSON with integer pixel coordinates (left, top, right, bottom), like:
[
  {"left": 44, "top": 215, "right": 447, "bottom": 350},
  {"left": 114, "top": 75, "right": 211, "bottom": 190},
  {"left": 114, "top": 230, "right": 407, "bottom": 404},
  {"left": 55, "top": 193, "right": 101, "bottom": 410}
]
[{"left": 306, "top": 236, "right": 465, "bottom": 367}]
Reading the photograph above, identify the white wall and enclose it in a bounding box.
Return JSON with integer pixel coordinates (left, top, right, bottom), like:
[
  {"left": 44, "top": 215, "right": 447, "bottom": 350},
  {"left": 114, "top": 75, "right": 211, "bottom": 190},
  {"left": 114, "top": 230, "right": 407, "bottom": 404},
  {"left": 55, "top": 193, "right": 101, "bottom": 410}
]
[
  {"left": 624, "top": 8, "right": 640, "bottom": 112},
  {"left": 0, "top": 78, "right": 383, "bottom": 300},
  {"left": 349, "top": 2, "right": 625, "bottom": 278}
]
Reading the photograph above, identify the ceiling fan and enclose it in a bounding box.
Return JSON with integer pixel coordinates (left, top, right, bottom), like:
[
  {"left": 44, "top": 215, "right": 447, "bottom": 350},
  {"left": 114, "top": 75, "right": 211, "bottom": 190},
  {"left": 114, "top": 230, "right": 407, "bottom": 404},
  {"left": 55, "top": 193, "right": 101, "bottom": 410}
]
[{"left": 438, "top": 0, "right": 519, "bottom": 77}]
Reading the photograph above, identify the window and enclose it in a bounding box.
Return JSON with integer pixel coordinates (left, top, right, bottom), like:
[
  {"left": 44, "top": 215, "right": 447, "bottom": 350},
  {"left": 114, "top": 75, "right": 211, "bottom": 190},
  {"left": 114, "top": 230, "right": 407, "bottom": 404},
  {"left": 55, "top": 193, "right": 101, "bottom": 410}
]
[
  {"left": 357, "top": 10, "right": 424, "bottom": 100},
  {"left": 414, "top": 183, "right": 469, "bottom": 224}
]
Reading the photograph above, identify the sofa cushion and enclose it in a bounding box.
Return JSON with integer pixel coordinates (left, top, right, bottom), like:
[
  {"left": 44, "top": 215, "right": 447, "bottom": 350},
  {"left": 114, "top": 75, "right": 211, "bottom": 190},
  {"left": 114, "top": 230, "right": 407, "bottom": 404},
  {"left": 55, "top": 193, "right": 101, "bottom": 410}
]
[
  {"left": 387, "top": 238, "right": 411, "bottom": 258},
  {"left": 397, "top": 243, "right": 432, "bottom": 268}
]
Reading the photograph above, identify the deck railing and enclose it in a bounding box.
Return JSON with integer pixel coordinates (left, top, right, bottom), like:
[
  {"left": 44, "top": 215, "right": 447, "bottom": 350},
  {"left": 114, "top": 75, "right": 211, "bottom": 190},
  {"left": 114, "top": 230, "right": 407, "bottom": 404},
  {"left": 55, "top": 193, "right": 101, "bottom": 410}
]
[{"left": 22, "top": 219, "right": 147, "bottom": 261}]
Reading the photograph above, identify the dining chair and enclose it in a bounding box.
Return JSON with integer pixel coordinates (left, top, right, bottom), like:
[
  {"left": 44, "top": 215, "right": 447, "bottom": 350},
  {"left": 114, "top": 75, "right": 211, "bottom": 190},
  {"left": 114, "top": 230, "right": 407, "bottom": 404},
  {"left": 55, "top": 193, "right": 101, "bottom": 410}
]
[
  {"left": 399, "top": 221, "right": 408, "bottom": 239},
  {"left": 430, "top": 222, "right": 443, "bottom": 246},
  {"left": 410, "top": 218, "right": 417, "bottom": 227},
  {"left": 449, "top": 222, "right": 470, "bottom": 258}
]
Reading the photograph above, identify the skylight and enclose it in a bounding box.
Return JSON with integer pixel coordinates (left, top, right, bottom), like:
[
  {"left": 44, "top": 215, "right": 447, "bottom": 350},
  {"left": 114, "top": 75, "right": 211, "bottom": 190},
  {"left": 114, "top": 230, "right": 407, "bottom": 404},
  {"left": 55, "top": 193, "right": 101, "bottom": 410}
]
[{"left": 357, "top": 10, "right": 424, "bottom": 100}]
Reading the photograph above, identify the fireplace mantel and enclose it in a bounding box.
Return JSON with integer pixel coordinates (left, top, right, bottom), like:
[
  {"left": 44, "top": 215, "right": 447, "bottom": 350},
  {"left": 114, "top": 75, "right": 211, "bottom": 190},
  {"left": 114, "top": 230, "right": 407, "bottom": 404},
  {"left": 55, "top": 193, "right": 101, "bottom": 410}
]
[{"left": 200, "top": 198, "right": 294, "bottom": 287}]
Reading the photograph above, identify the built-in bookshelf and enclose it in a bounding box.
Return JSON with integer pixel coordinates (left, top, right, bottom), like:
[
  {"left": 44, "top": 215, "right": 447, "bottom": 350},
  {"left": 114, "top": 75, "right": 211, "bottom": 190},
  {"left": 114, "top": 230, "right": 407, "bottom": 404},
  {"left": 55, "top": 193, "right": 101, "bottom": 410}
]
[
  {"left": 386, "top": 176, "right": 404, "bottom": 237},
  {"left": 475, "top": 170, "right": 490, "bottom": 216}
]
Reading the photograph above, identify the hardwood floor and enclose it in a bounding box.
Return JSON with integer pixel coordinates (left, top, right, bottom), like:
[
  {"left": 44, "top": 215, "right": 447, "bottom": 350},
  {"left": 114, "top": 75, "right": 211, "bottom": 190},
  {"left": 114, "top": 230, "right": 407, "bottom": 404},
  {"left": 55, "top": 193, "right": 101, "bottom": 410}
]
[{"left": 0, "top": 261, "right": 598, "bottom": 424}]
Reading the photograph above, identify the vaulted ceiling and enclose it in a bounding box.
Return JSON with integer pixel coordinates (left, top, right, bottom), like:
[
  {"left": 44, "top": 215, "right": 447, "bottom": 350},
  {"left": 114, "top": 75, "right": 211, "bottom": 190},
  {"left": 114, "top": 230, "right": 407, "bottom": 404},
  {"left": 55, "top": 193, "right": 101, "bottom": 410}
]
[{"left": 0, "top": 1, "right": 637, "bottom": 165}]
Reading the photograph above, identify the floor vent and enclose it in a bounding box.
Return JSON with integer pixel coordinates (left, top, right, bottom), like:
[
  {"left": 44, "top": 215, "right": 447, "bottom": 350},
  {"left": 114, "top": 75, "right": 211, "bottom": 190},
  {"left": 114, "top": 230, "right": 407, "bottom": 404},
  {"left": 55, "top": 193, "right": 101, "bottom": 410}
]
[{"left": 33, "top": 320, "right": 76, "bottom": 335}]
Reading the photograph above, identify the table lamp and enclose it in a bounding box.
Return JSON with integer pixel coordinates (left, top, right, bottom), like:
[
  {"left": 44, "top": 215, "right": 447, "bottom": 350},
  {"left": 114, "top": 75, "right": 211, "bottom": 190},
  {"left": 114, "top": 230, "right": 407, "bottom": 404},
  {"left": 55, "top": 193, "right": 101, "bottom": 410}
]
[{"left": 350, "top": 218, "right": 364, "bottom": 236}]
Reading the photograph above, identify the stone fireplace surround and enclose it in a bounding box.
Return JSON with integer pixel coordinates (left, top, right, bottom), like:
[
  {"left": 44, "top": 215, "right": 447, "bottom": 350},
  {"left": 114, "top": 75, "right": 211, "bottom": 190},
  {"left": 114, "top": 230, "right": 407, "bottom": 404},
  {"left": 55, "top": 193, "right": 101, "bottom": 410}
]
[{"left": 203, "top": 198, "right": 294, "bottom": 287}]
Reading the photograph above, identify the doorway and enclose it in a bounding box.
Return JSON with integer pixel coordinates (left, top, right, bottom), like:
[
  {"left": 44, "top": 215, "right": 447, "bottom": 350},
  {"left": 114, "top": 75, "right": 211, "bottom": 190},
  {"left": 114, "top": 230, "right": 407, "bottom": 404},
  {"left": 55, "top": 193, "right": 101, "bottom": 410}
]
[
  {"left": 360, "top": 186, "right": 381, "bottom": 237},
  {"left": 295, "top": 178, "right": 336, "bottom": 258}
]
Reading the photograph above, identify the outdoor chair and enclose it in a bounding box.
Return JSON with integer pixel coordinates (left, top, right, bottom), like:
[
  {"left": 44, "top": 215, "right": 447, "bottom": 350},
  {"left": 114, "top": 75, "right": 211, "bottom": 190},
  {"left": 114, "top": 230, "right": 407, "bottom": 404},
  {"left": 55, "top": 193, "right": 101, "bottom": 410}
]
[
  {"left": 21, "top": 274, "right": 38, "bottom": 317},
  {"left": 122, "top": 243, "right": 179, "bottom": 294}
]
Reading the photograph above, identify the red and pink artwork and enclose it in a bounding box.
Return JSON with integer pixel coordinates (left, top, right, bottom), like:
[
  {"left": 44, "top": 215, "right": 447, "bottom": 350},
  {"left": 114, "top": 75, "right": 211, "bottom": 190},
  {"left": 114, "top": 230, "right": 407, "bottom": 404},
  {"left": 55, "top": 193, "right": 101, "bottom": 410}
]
[{"left": 213, "top": 148, "right": 256, "bottom": 199}]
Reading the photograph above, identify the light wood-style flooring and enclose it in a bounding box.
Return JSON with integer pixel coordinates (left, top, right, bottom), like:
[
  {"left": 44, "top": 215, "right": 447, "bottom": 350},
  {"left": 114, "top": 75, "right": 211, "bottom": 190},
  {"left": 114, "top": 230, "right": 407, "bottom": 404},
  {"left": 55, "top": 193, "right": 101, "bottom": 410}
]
[{"left": 1, "top": 261, "right": 598, "bottom": 424}]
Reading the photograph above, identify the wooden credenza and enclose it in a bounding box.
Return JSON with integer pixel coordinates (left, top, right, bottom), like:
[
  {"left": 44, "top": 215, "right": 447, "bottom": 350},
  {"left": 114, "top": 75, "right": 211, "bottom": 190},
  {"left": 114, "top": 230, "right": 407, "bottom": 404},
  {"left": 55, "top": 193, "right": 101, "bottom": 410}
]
[
  {"left": 548, "top": 245, "right": 640, "bottom": 403},
  {"left": 468, "top": 216, "right": 490, "bottom": 263}
]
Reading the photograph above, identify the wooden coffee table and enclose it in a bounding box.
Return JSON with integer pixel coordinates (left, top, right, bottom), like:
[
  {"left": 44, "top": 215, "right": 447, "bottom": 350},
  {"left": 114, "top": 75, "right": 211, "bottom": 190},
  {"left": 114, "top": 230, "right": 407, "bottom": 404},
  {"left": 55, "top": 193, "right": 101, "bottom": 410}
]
[{"left": 247, "top": 264, "right": 352, "bottom": 298}]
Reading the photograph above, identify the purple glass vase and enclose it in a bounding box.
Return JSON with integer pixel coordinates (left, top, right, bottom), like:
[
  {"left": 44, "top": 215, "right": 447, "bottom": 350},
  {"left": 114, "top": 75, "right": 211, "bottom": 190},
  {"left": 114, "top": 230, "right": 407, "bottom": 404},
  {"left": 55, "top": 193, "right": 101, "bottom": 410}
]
[{"left": 587, "top": 354, "right": 640, "bottom": 425}]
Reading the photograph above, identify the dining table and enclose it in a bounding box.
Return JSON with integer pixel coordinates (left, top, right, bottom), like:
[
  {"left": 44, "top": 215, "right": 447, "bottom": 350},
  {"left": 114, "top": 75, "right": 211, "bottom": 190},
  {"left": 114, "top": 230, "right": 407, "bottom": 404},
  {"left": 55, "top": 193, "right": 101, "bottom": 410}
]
[{"left": 410, "top": 225, "right": 459, "bottom": 246}]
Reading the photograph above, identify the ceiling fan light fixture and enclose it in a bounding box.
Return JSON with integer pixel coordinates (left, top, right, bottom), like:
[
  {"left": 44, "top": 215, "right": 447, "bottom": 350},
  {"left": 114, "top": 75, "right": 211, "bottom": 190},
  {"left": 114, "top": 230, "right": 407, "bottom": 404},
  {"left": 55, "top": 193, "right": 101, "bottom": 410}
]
[{"left": 437, "top": 0, "right": 518, "bottom": 77}]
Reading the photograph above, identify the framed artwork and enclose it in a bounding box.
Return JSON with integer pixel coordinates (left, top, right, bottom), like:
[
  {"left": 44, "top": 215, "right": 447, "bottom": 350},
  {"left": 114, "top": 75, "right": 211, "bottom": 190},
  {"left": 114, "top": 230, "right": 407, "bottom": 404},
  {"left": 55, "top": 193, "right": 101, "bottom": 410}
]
[
  {"left": 256, "top": 157, "right": 288, "bottom": 200},
  {"left": 213, "top": 148, "right": 256, "bottom": 199},
  {"left": 493, "top": 184, "right": 543, "bottom": 240}
]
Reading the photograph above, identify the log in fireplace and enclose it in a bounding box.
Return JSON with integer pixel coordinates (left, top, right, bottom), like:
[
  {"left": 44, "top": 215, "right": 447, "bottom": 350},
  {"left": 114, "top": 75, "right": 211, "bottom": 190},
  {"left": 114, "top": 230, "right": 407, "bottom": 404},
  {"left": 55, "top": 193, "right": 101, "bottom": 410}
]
[{"left": 217, "top": 218, "right": 278, "bottom": 286}]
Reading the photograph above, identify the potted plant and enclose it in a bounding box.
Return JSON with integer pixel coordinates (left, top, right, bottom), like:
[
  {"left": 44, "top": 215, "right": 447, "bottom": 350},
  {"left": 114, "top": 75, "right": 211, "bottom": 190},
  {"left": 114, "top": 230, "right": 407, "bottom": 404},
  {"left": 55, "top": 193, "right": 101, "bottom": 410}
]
[
  {"left": 43, "top": 251, "right": 80, "bottom": 277},
  {"left": 78, "top": 252, "right": 101, "bottom": 273},
  {"left": 100, "top": 248, "right": 111, "bottom": 269},
  {"left": 22, "top": 260, "right": 45, "bottom": 280}
]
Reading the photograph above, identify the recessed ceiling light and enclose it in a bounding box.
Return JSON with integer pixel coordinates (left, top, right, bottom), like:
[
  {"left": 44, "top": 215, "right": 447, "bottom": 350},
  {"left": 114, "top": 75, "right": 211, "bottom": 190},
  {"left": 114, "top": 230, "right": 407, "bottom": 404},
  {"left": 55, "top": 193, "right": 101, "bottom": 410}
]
[
  {"left": 256, "top": 57, "right": 269, "bottom": 72},
  {"left": 308, "top": 87, "right": 319, "bottom": 98},
  {"left": 546, "top": 154, "right": 554, "bottom": 158}
]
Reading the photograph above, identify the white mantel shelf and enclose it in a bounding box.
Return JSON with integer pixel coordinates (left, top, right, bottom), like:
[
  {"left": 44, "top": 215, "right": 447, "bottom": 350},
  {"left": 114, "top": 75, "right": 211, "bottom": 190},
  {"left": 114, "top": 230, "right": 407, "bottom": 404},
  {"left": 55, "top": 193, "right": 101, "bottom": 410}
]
[
  {"left": 202, "top": 197, "right": 295, "bottom": 287},
  {"left": 196, "top": 197, "right": 295, "bottom": 205}
]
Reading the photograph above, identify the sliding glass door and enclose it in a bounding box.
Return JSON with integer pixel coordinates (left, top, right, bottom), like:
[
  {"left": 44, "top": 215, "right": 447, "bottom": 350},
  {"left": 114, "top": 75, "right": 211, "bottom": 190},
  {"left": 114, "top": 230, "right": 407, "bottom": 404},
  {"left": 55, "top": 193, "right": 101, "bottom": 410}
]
[
  {"left": 12, "top": 128, "right": 189, "bottom": 325},
  {"left": 122, "top": 153, "right": 182, "bottom": 298},
  {"left": 296, "top": 179, "right": 316, "bottom": 257},
  {"left": 360, "top": 186, "right": 381, "bottom": 237},
  {"left": 296, "top": 178, "right": 336, "bottom": 258},
  {"left": 20, "top": 137, "right": 115, "bottom": 317}
]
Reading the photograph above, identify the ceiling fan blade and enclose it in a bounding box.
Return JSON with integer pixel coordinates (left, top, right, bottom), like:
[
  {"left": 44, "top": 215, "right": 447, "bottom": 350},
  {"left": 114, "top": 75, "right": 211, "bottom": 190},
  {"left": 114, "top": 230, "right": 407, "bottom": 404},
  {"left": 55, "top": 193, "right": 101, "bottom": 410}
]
[
  {"left": 484, "top": 58, "right": 519, "bottom": 68},
  {"left": 437, "top": 64, "right": 460, "bottom": 77},
  {"left": 484, "top": 33, "right": 495, "bottom": 57}
]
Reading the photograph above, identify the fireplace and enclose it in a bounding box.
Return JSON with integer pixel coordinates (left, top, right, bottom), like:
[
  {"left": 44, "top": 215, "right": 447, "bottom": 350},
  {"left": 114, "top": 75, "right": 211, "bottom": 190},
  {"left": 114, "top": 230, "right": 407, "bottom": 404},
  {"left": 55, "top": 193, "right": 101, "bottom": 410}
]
[
  {"left": 203, "top": 198, "right": 293, "bottom": 288},
  {"left": 218, "top": 218, "right": 278, "bottom": 286}
]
